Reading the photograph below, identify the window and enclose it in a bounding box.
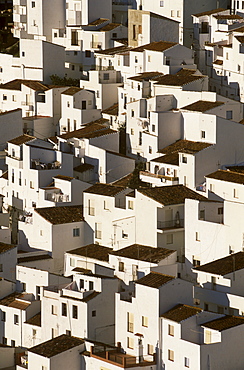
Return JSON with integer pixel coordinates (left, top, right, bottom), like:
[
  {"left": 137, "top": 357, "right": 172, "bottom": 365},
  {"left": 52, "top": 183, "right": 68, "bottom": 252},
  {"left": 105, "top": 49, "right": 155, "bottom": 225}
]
[
  {"left": 88, "top": 199, "right": 95, "bottom": 216},
  {"left": 72, "top": 305, "right": 78, "bottom": 319},
  {"left": 1, "top": 311, "right": 6, "bottom": 322},
  {"left": 171, "top": 10, "right": 174, "bottom": 17},
  {"left": 242, "top": 0, "right": 244, "bottom": 9},
  {"left": 85, "top": 50, "right": 91, "bottom": 58},
  {"left": 168, "top": 349, "right": 174, "bottom": 361},
  {"left": 204, "top": 303, "right": 209, "bottom": 311},
  {"left": 66, "top": 330, "right": 71, "bottom": 336},
  {"left": 32, "top": 1, "right": 35, "bottom": 7},
  {"left": 3, "top": 94, "right": 7, "bottom": 101},
  {"left": 62, "top": 303, "right": 67, "bottom": 316},
  {"left": 139, "top": 131, "right": 142, "bottom": 145},
  {"left": 12, "top": 95, "right": 16, "bottom": 102},
  {"left": 0, "top": 67, "right": 2, "bottom": 73},
  {"left": 14, "top": 314, "right": 19, "bottom": 325},
  {"left": 92, "top": 310, "right": 96, "bottom": 317},
  {"left": 238, "top": 64, "right": 241, "bottom": 73},
  {"left": 160, "top": 1, "right": 164, "bottom": 6},
  {"left": 80, "top": 279, "right": 84, "bottom": 289},
  {"left": 33, "top": 329, "right": 36, "bottom": 338},
  {"left": 148, "top": 344, "right": 154, "bottom": 355},
  {"left": 73, "top": 228, "right": 80, "bottom": 237},
  {"left": 149, "top": 146, "right": 152, "bottom": 154},
  {"left": 19, "top": 172, "right": 22, "bottom": 186},
  {"left": 104, "top": 200, "right": 109, "bottom": 210},
  {"left": 51, "top": 305, "right": 57, "bottom": 315},
  {"left": 74, "top": 51, "right": 78, "bottom": 56},
  {"left": 210, "top": 183, "right": 214, "bottom": 192},
  {"left": 128, "top": 200, "right": 134, "bottom": 210},
  {"left": 193, "top": 258, "right": 200, "bottom": 267},
  {"left": 0, "top": 264, "right": 3, "bottom": 273},
  {"left": 127, "top": 312, "right": 134, "bottom": 332},
  {"left": 133, "top": 24, "right": 136, "bottom": 40},
  {"left": 168, "top": 324, "right": 174, "bottom": 336},
  {"left": 199, "top": 210, "right": 205, "bottom": 220},
  {"left": 234, "top": 188, "right": 238, "bottom": 198},
  {"left": 138, "top": 84, "right": 141, "bottom": 91},
  {"left": 177, "top": 10, "right": 181, "bottom": 17},
  {"left": 138, "top": 25, "right": 142, "bottom": 34},
  {"left": 71, "top": 30, "right": 78, "bottom": 46},
  {"left": 226, "top": 110, "right": 233, "bottom": 120},
  {"left": 226, "top": 52, "right": 229, "bottom": 60},
  {"left": 182, "top": 155, "right": 187, "bottom": 163},
  {"left": 166, "top": 234, "right": 173, "bottom": 244},
  {"left": 131, "top": 128, "right": 134, "bottom": 135},
  {"left": 52, "top": 328, "right": 58, "bottom": 338},
  {"left": 218, "top": 207, "right": 223, "bottom": 215},
  {"left": 70, "top": 258, "right": 75, "bottom": 267},
  {"left": 142, "top": 316, "right": 148, "bottom": 327},
  {"left": 205, "top": 330, "right": 212, "bottom": 344},
  {"left": 95, "top": 223, "right": 102, "bottom": 239},
  {"left": 119, "top": 261, "right": 124, "bottom": 272},
  {"left": 103, "top": 73, "right": 109, "bottom": 80},
  {"left": 201, "top": 130, "right": 205, "bottom": 138},
  {"left": 184, "top": 357, "right": 190, "bottom": 367},
  {"left": 196, "top": 232, "right": 200, "bottom": 241},
  {"left": 148, "top": 55, "right": 151, "bottom": 62},
  {"left": 74, "top": 119, "right": 77, "bottom": 131},
  {"left": 11, "top": 340, "right": 15, "bottom": 347},
  {"left": 22, "top": 282, "right": 26, "bottom": 291},
  {"left": 122, "top": 230, "right": 128, "bottom": 238},
  {"left": 152, "top": 124, "right": 155, "bottom": 132},
  {"left": 89, "top": 281, "right": 94, "bottom": 291},
  {"left": 30, "top": 181, "right": 34, "bottom": 189},
  {"left": 131, "top": 110, "right": 134, "bottom": 117},
  {"left": 22, "top": 51, "right": 25, "bottom": 57},
  {"left": 2, "top": 337, "right": 7, "bottom": 345},
  {"left": 127, "top": 336, "right": 134, "bottom": 349},
  {"left": 12, "top": 169, "right": 14, "bottom": 183}
]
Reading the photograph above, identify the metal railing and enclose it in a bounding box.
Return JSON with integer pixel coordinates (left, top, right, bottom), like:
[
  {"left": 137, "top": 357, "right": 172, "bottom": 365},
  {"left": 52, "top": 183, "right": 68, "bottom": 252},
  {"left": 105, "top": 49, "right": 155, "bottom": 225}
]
[{"left": 157, "top": 218, "right": 184, "bottom": 230}]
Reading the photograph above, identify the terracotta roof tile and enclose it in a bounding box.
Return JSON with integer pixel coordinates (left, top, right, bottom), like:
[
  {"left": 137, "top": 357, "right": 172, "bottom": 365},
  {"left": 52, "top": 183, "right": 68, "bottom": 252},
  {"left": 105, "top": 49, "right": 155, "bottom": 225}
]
[
  {"left": 84, "top": 183, "right": 125, "bottom": 196},
  {"left": 155, "top": 74, "right": 205, "bottom": 87},
  {"left": 192, "top": 8, "right": 226, "bottom": 17},
  {"left": 161, "top": 304, "right": 202, "bottom": 322},
  {"left": 151, "top": 153, "right": 179, "bottom": 166},
  {"left": 60, "top": 119, "right": 110, "bottom": 140},
  {"left": 8, "top": 134, "right": 35, "bottom": 145},
  {"left": 29, "top": 334, "right": 84, "bottom": 357},
  {"left": 214, "top": 14, "right": 243, "bottom": 19},
  {"left": 195, "top": 251, "right": 244, "bottom": 275},
  {"left": 35, "top": 205, "right": 83, "bottom": 225},
  {"left": 181, "top": 100, "right": 224, "bottom": 112},
  {"left": 206, "top": 169, "right": 244, "bottom": 184},
  {"left": 131, "top": 41, "right": 177, "bottom": 53},
  {"left": 68, "top": 244, "right": 112, "bottom": 262},
  {"left": 0, "top": 292, "right": 28, "bottom": 307},
  {"left": 111, "top": 244, "right": 175, "bottom": 263},
  {"left": 138, "top": 185, "right": 209, "bottom": 206},
  {"left": 99, "top": 23, "right": 121, "bottom": 31},
  {"left": 74, "top": 163, "right": 94, "bottom": 173},
  {"left": 213, "top": 59, "right": 223, "bottom": 65},
  {"left": 102, "top": 103, "right": 118, "bottom": 116},
  {"left": 159, "top": 140, "right": 212, "bottom": 155},
  {"left": 0, "top": 242, "right": 16, "bottom": 254},
  {"left": 54, "top": 175, "right": 74, "bottom": 181},
  {"left": 96, "top": 45, "right": 132, "bottom": 55},
  {"left": 25, "top": 312, "right": 41, "bottom": 327},
  {"left": 61, "top": 87, "right": 83, "bottom": 95},
  {"left": 136, "top": 271, "right": 175, "bottom": 288},
  {"left": 0, "top": 79, "right": 49, "bottom": 91},
  {"left": 128, "top": 72, "right": 164, "bottom": 82},
  {"left": 8, "top": 300, "right": 30, "bottom": 310},
  {"left": 202, "top": 315, "right": 244, "bottom": 331},
  {"left": 88, "top": 18, "right": 109, "bottom": 26}
]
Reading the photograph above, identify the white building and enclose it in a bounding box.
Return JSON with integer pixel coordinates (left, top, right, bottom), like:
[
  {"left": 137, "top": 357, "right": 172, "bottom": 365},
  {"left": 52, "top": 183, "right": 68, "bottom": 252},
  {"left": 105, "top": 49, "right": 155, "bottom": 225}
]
[{"left": 0, "top": 242, "right": 17, "bottom": 281}]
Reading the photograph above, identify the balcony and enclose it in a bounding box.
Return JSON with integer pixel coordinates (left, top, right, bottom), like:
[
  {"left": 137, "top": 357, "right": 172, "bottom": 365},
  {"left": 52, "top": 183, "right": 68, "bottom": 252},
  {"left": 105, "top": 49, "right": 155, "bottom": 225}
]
[
  {"left": 91, "top": 346, "right": 156, "bottom": 368},
  {"left": 157, "top": 219, "right": 184, "bottom": 230}
]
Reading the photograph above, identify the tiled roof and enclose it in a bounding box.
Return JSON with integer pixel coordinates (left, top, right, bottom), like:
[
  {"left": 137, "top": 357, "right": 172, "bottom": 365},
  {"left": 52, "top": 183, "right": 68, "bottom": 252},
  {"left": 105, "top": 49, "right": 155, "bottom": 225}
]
[
  {"left": 8, "top": 300, "right": 31, "bottom": 310},
  {"left": 84, "top": 183, "right": 125, "bottom": 196},
  {"left": 54, "top": 175, "right": 74, "bottom": 181},
  {"left": 226, "top": 165, "right": 244, "bottom": 173},
  {"left": 0, "top": 108, "right": 22, "bottom": 116},
  {"left": 155, "top": 74, "right": 205, "bottom": 87},
  {"left": 82, "top": 291, "right": 100, "bottom": 302},
  {"left": 0, "top": 292, "right": 28, "bottom": 308},
  {"left": 8, "top": 134, "right": 35, "bottom": 145},
  {"left": 29, "top": 334, "right": 84, "bottom": 358},
  {"left": 151, "top": 153, "right": 179, "bottom": 166},
  {"left": 213, "top": 59, "right": 223, "bottom": 65},
  {"left": 205, "top": 169, "right": 244, "bottom": 184},
  {"left": 0, "top": 79, "right": 49, "bottom": 91},
  {"left": 161, "top": 304, "right": 202, "bottom": 322},
  {"left": 159, "top": 140, "right": 212, "bottom": 155},
  {"left": 111, "top": 173, "right": 134, "bottom": 186},
  {"left": 25, "top": 312, "right": 41, "bottom": 326},
  {"left": 102, "top": 103, "right": 118, "bottom": 116},
  {"left": 74, "top": 163, "right": 94, "bottom": 173},
  {"left": 96, "top": 45, "right": 131, "bottom": 55},
  {"left": 60, "top": 119, "right": 110, "bottom": 140},
  {"left": 61, "top": 87, "right": 83, "bottom": 95},
  {"left": 194, "top": 251, "right": 244, "bottom": 275},
  {"left": 136, "top": 271, "right": 175, "bottom": 288},
  {"left": 181, "top": 100, "right": 224, "bottom": 112},
  {"left": 68, "top": 244, "right": 112, "bottom": 262},
  {"left": 18, "top": 254, "right": 52, "bottom": 263},
  {"left": 235, "top": 35, "right": 244, "bottom": 43},
  {"left": 214, "top": 14, "right": 243, "bottom": 19},
  {"left": 1, "top": 171, "right": 8, "bottom": 180},
  {"left": 192, "top": 8, "right": 226, "bottom": 17},
  {"left": 175, "top": 68, "right": 198, "bottom": 77},
  {"left": 0, "top": 242, "right": 16, "bottom": 254},
  {"left": 88, "top": 18, "right": 109, "bottom": 26},
  {"left": 111, "top": 244, "right": 175, "bottom": 263},
  {"left": 35, "top": 205, "right": 83, "bottom": 225},
  {"left": 99, "top": 23, "right": 121, "bottom": 31},
  {"left": 132, "top": 41, "right": 177, "bottom": 53},
  {"left": 138, "top": 184, "right": 209, "bottom": 206},
  {"left": 128, "top": 72, "right": 164, "bottom": 82},
  {"left": 202, "top": 315, "right": 244, "bottom": 331}
]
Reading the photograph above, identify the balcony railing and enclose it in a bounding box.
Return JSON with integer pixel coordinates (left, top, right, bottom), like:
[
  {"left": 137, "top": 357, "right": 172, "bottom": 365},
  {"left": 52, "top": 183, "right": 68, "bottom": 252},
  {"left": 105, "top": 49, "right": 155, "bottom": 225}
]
[
  {"left": 45, "top": 193, "right": 69, "bottom": 203},
  {"left": 157, "top": 219, "right": 184, "bottom": 230}
]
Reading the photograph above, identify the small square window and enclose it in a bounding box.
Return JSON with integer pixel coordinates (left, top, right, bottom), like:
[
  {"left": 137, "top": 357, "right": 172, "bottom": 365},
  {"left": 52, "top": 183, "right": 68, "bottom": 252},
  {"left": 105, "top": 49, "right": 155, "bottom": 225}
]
[
  {"left": 119, "top": 261, "right": 124, "bottom": 271},
  {"left": 92, "top": 310, "right": 96, "bottom": 317},
  {"left": 131, "top": 128, "right": 134, "bottom": 135},
  {"left": 14, "top": 314, "right": 19, "bottom": 325},
  {"left": 182, "top": 155, "right": 187, "bottom": 163},
  {"left": 196, "top": 232, "right": 200, "bottom": 241},
  {"left": 85, "top": 50, "right": 91, "bottom": 58},
  {"left": 73, "top": 228, "right": 80, "bottom": 237},
  {"left": 22, "top": 51, "right": 25, "bottom": 57},
  {"left": 3, "top": 95, "right": 7, "bottom": 101},
  {"left": 218, "top": 207, "right": 223, "bottom": 215},
  {"left": 54, "top": 32, "right": 58, "bottom": 37},
  {"left": 168, "top": 349, "right": 174, "bottom": 361},
  {"left": 160, "top": 0, "right": 164, "bottom": 6},
  {"left": 32, "top": 1, "right": 35, "bottom": 7}
]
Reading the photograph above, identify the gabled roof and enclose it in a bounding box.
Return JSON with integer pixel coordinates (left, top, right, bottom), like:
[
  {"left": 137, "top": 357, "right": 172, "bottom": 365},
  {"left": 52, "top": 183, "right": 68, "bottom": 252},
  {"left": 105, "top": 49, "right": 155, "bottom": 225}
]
[
  {"left": 53, "top": 175, "right": 74, "bottom": 181},
  {"left": 68, "top": 244, "right": 112, "bottom": 262},
  {"left": 161, "top": 304, "right": 202, "bottom": 322},
  {"left": 0, "top": 292, "right": 30, "bottom": 308},
  {"left": 35, "top": 205, "right": 83, "bottom": 225},
  {"left": 102, "top": 103, "right": 118, "bottom": 116},
  {"left": 136, "top": 271, "right": 175, "bottom": 288},
  {"left": 61, "top": 87, "right": 83, "bottom": 95},
  {"left": 138, "top": 185, "right": 209, "bottom": 206},
  {"left": 0, "top": 242, "right": 16, "bottom": 254},
  {"left": 158, "top": 139, "right": 212, "bottom": 155},
  {"left": 202, "top": 315, "right": 244, "bottom": 331},
  {"left": 60, "top": 119, "right": 110, "bottom": 140},
  {"left": 29, "top": 334, "right": 84, "bottom": 358},
  {"left": 128, "top": 72, "right": 164, "bottom": 82},
  {"left": 96, "top": 45, "right": 131, "bottom": 55},
  {"left": 192, "top": 8, "right": 226, "bottom": 17},
  {"left": 84, "top": 183, "right": 125, "bottom": 197},
  {"left": 111, "top": 173, "right": 134, "bottom": 186},
  {"left": 0, "top": 79, "right": 49, "bottom": 91},
  {"left": 194, "top": 251, "right": 244, "bottom": 276},
  {"left": 181, "top": 100, "right": 224, "bottom": 112},
  {"left": 131, "top": 41, "right": 177, "bottom": 53},
  {"left": 205, "top": 169, "right": 244, "bottom": 184},
  {"left": 88, "top": 18, "right": 109, "bottom": 26},
  {"left": 155, "top": 74, "right": 205, "bottom": 87},
  {"left": 8, "top": 134, "right": 35, "bottom": 146},
  {"left": 110, "top": 244, "right": 175, "bottom": 263},
  {"left": 99, "top": 23, "right": 121, "bottom": 32},
  {"left": 151, "top": 152, "right": 179, "bottom": 166}
]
